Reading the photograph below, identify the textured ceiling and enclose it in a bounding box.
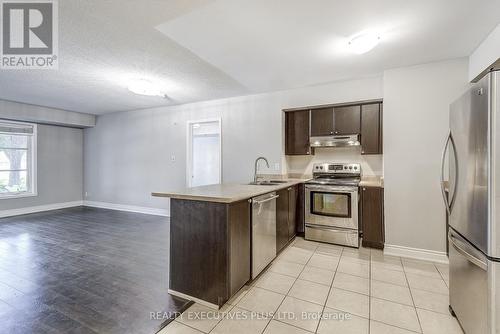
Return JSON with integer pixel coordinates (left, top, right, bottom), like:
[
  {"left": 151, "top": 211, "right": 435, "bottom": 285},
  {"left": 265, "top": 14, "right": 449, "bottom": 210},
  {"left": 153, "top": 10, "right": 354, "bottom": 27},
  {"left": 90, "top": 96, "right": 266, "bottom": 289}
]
[
  {"left": 0, "top": 0, "right": 247, "bottom": 114},
  {"left": 0, "top": 0, "right": 499, "bottom": 115},
  {"left": 158, "top": 0, "right": 500, "bottom": 92}
]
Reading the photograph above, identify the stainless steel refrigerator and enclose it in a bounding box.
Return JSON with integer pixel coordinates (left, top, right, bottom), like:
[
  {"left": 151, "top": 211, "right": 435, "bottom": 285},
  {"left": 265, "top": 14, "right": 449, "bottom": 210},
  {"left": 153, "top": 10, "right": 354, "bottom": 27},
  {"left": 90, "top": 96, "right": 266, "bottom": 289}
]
[{"left": 441, "top": 69, "right": 499, "bottom": 334}]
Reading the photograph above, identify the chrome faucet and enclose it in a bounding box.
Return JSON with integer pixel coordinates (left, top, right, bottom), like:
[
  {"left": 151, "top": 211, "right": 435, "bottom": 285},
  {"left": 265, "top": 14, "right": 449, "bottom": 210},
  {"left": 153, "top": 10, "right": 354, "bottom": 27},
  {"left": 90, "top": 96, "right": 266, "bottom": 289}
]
[{"left": 254, "top": 157, "right": 270, "bottom": 183}]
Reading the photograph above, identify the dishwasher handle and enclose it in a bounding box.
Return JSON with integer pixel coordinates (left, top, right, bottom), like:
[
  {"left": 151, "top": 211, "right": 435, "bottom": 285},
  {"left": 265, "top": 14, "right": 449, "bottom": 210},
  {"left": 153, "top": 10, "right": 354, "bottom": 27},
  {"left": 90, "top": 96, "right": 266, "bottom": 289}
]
[{"left": 253, "top": 194, "right": 279, "bottom": 205}]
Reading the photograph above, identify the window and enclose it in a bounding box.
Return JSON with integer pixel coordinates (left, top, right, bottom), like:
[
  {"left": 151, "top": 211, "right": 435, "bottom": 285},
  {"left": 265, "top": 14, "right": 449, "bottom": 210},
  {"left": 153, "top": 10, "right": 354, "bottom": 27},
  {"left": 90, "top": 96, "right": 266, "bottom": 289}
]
[{"left": 0, "top": 121, "right": 37, "bottom": 198}]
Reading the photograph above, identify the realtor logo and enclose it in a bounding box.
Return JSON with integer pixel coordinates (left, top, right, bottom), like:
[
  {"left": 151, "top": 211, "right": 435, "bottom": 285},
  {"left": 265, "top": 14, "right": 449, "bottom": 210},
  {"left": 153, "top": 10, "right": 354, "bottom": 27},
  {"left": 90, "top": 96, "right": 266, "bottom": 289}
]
[{"left": 1, "top": 0, "right": 58, "bottom": 69}]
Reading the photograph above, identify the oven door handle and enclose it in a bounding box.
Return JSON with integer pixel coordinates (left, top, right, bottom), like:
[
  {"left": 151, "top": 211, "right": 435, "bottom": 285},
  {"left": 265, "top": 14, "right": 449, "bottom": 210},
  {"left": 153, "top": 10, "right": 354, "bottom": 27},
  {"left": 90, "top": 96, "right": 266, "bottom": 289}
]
[
  {"left": 306, "top": 224, "right": 355, "bottom": 233},
  {"left": 305, "top": 184, "right": 358, "bottom": 192}
]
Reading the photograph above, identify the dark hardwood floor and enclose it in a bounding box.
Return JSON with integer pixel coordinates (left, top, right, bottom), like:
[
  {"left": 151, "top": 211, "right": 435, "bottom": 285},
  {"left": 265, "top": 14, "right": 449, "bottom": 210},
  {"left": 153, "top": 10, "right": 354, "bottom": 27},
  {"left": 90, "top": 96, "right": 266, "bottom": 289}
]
[{"left": 0, "top": 206, "right": 191, "bottom": 334}]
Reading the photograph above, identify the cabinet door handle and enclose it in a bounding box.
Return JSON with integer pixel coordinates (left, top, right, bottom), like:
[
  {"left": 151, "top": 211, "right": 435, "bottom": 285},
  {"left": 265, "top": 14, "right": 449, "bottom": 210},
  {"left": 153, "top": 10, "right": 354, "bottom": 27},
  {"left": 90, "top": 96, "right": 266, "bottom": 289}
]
[
  {"left": 287, "top": 187, "right": 292, "bottom": 191},
  {"left": 363, "top": 188, "right": 366, "bottom": 191}
]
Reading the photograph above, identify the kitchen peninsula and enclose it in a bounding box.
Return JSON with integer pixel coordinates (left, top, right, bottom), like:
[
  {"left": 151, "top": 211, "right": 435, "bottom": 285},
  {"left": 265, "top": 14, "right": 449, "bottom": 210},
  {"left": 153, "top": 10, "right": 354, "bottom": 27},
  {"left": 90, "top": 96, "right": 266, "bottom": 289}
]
[{"left": 152, "top": 180, "right": 305, "bottom": 309}]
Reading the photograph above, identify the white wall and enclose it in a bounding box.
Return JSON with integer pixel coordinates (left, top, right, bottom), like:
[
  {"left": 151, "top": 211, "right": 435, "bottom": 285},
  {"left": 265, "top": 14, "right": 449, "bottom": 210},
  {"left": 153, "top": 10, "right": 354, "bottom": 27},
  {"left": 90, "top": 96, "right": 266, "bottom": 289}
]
[
  {"left": 469, "top": 23, "right": 500, "bottom": 81},
  {"left": 0, "top": 100, "right": 86, "bottom": 212},
  {"left": 84, "top": 76, "right": 383, "bottom": 213},
  {"left": 0, "top": 124, "right": 84, "bottom": 211},
  {"left": 383, "top": 58, "right": 470, "bottom": 253}
]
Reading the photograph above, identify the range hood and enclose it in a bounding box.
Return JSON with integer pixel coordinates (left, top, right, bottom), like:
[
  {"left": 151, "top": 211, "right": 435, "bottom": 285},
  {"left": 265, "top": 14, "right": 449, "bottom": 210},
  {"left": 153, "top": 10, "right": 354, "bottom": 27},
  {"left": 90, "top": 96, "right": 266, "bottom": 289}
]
[{"left": 310, "top": 134, "right": 360, "bottom": 148}]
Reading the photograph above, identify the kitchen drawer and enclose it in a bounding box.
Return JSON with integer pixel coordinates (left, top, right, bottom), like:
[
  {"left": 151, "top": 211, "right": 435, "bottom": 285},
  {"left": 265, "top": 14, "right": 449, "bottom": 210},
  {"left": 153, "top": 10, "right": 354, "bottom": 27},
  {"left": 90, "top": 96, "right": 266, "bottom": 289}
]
[{"left": 305, "top": 225, "right": 359, "bottom": 248}]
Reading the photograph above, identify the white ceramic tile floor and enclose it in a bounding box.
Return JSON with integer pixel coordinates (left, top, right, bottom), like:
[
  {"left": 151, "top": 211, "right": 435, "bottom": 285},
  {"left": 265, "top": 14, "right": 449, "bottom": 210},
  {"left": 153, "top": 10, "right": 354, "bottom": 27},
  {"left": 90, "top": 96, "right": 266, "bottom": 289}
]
[
  {"left": 253, "top": 271, "right": 296, "bottom": 295},
  {"left": 263, "top": 320, "right": 312, "bottom": 334},
  {"left": 298, "top": 266, "right": 335, "bottom": 286},
  {"left": 288, "top": 279, "right": 330, "bottom": 305},
  {"left": 161, "top": 238, "right": 462, "bottom": 334}
]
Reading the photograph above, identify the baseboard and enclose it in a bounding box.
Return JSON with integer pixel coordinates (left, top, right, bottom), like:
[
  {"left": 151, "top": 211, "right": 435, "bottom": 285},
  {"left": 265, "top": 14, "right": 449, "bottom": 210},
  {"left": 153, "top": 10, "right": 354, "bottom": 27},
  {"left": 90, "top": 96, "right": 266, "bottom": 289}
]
[
  {"left": 83, "top": 201, "right": 169, "bottom": 217},
  {"left": 384, "top": 244, "right": 449, "bottom": 264},
  {"left": 0, "top": 201, "right": 84, "bottom": 218}
]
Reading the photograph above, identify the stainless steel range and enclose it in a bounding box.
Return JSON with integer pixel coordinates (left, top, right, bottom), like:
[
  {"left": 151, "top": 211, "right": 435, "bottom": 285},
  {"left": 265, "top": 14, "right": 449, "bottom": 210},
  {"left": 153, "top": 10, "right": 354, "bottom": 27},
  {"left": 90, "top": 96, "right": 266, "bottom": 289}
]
[{"left": 305, "top": 163, "right": 361, "bottom": 247}]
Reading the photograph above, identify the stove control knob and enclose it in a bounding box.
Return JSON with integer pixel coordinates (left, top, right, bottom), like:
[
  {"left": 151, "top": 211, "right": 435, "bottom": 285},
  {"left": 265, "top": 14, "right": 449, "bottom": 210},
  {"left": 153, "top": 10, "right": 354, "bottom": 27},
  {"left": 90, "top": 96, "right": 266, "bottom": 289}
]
[
  {"left": 344, "top": 166, "right": 348, "bottom": 170},
  {"left": 349, "top": 166, "right": 353, "bottom": 170},
  {"left": 354, "top": 166, "right": 358, "bottom": 170},
  {"left": 320, "top": 166, "right": 323, "bottom": 169}
]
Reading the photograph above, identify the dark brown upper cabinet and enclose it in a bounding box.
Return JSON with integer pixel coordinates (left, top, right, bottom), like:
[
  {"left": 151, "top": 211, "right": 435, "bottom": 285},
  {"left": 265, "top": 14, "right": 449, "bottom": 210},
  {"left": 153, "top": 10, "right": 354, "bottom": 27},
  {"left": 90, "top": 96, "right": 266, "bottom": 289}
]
[
  {"left": 285, "top": 110, "right": 313, "bottom": 155},
  {"left": 361, "top": 186, "right": 385, "bottom": 249},
  {"left": 310, "top": 107, "right": 334, "bottom": 136},
  {"left": 361, "top": 103, "right": 383, "bottom": 155},
  {"left": 284, "top": 100, "right": 383, "bottom": 156},
  {"left": 334, "top": 105, "right": 361, "bottom": 135},
  {"left": 311, "top": 106, "right": 361, "bottom": 136}
]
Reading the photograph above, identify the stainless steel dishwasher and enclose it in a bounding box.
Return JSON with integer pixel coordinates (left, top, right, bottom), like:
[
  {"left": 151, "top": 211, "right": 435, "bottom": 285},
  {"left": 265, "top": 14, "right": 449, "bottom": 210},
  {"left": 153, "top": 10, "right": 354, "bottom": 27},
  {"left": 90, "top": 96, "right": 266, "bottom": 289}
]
[{"left": 252, "top": 192, "right": 278, "bottom": 279}]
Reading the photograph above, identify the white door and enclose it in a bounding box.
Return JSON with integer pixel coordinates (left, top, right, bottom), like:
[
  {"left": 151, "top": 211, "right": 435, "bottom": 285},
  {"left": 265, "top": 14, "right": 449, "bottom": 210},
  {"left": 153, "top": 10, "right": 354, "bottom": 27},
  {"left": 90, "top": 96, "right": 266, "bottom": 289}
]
[{"left": 187, "top": 119, "right": 221, "bottom": 187}]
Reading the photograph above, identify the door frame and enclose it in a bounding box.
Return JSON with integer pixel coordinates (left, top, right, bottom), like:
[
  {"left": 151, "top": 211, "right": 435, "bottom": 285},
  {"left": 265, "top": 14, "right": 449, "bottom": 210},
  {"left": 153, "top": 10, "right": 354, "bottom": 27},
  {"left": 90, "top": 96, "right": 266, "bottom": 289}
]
[{"left": 186, "top": 118, "right": 222, "bottom": 188}]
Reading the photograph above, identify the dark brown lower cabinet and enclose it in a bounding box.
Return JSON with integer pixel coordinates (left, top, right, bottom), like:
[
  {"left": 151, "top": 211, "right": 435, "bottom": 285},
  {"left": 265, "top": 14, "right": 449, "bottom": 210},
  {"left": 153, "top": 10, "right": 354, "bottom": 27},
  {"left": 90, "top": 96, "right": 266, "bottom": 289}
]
[
  {"left": 276, "top": 188, "right": 290, "bottom": 253},
  {"left": 288, "top": 185, "right": 298, "bottom": 238},
  {"left": 361, "top": 186, "right": 385, "bottom": 249},
  {"left": 296, "top": 183, "right": 306, "bottom": 235},
  {"left": 170, "top": 198, "right": 251, "bottom": 307},
  {"left": 276, "top": 185, "right": 299, "bottom": 254}
]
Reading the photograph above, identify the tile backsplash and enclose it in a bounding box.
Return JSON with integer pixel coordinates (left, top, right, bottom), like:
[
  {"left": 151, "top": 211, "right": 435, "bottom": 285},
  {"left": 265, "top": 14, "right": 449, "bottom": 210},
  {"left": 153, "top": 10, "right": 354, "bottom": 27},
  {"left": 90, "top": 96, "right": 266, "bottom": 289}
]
[{"left": 285, "top": 146, "right": 383, "bottom": 177}]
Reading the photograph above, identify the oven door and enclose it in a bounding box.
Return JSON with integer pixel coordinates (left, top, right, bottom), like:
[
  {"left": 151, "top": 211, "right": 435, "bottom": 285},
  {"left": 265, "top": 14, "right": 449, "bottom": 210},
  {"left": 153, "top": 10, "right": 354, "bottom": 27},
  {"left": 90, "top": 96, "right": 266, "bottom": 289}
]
[{"left": 305, "top": 184, "right": 358, "bottom": 230}]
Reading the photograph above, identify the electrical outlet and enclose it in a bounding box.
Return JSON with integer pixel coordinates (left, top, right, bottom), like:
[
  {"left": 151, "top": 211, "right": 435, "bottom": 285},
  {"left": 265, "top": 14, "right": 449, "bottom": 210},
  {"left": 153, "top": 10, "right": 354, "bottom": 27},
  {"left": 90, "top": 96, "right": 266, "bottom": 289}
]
[
  {"left": 274, "top": 163, "right": 280, "bottom": 171},
  {"left": 171, "top": 155, "right": 176, "bottom": 162}
]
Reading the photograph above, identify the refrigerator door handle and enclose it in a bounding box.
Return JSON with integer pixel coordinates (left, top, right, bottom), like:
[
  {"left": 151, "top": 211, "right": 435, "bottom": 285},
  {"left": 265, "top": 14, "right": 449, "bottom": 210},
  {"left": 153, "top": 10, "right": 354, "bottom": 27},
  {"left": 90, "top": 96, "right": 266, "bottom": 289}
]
[
  {"left": 448, "top": 232, "right": 487, "bottom": 271},
  {"left": 448, "top": 133, "right": 459, "bottom": 213},
  {"left": 440, "top": 131, "right": 452, "bottom": 215},
  {"left": 440, "top": 130, "right": 459, "bottom": 215}
]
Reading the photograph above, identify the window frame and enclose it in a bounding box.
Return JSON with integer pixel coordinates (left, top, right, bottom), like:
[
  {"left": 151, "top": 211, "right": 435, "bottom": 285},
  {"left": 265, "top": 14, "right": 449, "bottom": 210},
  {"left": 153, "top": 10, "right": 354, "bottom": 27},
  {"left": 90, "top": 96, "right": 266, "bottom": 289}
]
[
  {"left": 186, "top": 118, "right": 222, "bottom": 188},
  {"left": 0, "top": 120, "right": 37, "bottom": 199}
]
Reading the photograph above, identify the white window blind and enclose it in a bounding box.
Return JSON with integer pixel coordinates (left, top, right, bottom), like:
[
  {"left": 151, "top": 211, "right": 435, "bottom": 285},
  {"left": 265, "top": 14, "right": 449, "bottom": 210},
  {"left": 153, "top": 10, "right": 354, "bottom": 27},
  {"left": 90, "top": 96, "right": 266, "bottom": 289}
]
[{"left": 0, "top": 121, "right": 37, "bottom": 198}]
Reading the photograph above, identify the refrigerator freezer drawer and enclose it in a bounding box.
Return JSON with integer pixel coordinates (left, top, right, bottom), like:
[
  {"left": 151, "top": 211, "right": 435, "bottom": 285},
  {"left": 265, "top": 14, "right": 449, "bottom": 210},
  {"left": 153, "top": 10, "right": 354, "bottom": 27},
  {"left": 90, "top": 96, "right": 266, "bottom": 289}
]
[
  {"left": 449, "top": 230, "right": 488, "bottom": 334},
  {"left": 305, "top": 224, "right": 359, "bottom": 248}
]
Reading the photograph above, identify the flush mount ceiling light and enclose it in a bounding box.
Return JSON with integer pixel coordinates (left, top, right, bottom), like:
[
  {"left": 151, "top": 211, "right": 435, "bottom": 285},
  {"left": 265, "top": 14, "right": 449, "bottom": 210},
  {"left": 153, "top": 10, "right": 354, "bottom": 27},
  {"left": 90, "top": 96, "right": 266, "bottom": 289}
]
[
  {"left": 348, "top": 32, "right": 380, "bottom": 54},
  {"left": 127, "top": 78, "right": 167, "bottom": 98}
]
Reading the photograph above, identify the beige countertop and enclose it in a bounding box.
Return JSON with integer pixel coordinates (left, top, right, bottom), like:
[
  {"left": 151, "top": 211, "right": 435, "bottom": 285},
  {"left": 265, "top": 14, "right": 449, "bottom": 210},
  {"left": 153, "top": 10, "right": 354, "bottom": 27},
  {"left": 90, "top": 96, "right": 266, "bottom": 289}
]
[
  {"left": 359, "top": 175, "right": 384, "bottom": 188},
  {"left": 152, "top": 179, "right": 308, "bottom": 204}
]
